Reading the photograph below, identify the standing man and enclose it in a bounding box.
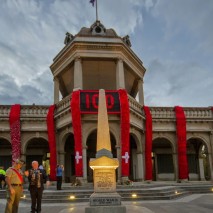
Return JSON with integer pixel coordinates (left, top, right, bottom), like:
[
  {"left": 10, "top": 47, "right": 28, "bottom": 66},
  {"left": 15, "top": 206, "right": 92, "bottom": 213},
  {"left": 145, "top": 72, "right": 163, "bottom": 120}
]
[
  {"left": 25, "top": 161, "right": 47, "bottom": 213},
  {"left": 56, "top": 164, "right": 64, "bottom": 190},
  {"left": 4, "top": 158, "right": 25, "bottom": 213}
]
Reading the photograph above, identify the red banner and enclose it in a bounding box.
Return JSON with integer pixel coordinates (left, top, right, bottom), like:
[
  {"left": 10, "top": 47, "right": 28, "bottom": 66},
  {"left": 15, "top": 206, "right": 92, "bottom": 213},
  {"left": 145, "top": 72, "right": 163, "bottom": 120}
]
[
  {"left": 175, "top": 106, "right": 188, "bottom": 180},
  {"left": 46, "top": 105, "right": 57, "bottom": 181},
  {"left": 119, "top": 89, "right": 130, "bottom": 177},
  {"left": 71, "top": 91, "right": 83, "bottom": 177},
  {"left": 9, "top": 104, "right": 21, "bottom": 162},
  {"left": 143, "top": 106, "right": 153, "bottom": 180}
]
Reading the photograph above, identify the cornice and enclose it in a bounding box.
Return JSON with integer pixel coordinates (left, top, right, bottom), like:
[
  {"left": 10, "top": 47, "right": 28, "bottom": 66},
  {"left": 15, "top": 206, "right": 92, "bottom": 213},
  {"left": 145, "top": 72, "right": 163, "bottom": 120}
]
[{"left": 50, "top": 42, "right": 145, "bottom": 77}]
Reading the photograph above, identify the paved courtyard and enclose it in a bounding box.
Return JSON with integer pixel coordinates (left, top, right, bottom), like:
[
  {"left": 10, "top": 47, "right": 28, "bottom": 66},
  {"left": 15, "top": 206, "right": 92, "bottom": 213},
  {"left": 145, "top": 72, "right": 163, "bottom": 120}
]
[{"left": 0, "top": 193, "right": 213, "bottom": 213}]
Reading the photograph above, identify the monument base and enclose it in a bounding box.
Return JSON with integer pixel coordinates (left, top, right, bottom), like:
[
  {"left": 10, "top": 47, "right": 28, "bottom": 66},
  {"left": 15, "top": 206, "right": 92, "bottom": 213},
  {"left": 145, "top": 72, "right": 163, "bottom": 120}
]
[
  {"left": 89, "top": 192, "right": 121, "bottom": 206},
  {"left": 85, "top": 205, "right": 126, "bottom": 213},
  {"left": 86, "top": 192, "right": 126, "bottom": 213}
]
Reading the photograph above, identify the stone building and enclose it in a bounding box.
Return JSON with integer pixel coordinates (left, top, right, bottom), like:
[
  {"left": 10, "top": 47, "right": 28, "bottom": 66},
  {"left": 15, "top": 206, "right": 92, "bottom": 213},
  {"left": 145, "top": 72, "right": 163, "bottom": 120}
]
[{"left": 0, "top": 21, "right": 213, "bottom": 183}]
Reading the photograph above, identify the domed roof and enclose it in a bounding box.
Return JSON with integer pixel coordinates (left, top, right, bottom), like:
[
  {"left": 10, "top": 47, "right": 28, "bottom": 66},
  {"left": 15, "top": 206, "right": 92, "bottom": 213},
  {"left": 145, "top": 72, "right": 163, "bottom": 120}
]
[
  {"left": 77, "top": 20, "right": 118, "bottom": 37},
  {"left": 63, "top": 20, "right": 132, "bottom": 47}
]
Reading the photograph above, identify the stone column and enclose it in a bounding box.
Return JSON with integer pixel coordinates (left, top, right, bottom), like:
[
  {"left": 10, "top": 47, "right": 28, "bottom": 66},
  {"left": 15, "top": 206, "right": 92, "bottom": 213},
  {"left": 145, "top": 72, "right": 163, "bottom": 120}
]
[
  {"left": 137, "top": 152, "right": 144, "bottom": 181},
  {"left": 173, "top": 153, "right": 178, "bottom": 181},
  {"left": 210, "top": 131, "right": 213, "bottom": 181},
  {"left": 54, "top": 77, "right": 59, "bottom": 104},
  {"left": 155, "top": 154, "right": 159, "bottom": 181},
  {"left": 116, "top": 145, "right": 122, "bottom": 184},
  {"left": 20, "top": 154, "right": 27, "bottom": 182},
  {"left": 58, "top": 151, "right": 65, "bottom": 167},
  {"left": 138, "top": 79, "right": 144, "bottom": 105},
  {"left": 73, "top": 57, "right": 83, "bottom": 91},
  {"left": 83, "top": 146, "right": 87, "bottom": 182},
  {"left": 20, "top": 154, "right": 26, "bottom": 164},
  {"left": 198, "top": 156, "right": 205, "bottom": 181},
  {"left": 116, "top": 58, "right": 125, "bottom": 89}
]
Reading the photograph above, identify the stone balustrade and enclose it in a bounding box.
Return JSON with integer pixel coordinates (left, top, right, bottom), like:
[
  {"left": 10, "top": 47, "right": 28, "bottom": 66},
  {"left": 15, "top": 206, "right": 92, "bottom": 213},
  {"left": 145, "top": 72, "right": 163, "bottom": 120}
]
[
  {"left": 128, "top": 95, "right": 144, "bottom": 116},
  {"left": 0, "top": 98, "right": 212, "bottom": 121},
  {"left": 0, "top": 105, "right": 10, "bottom": 117},
  {"left": 149, "top": 107, "right": 175, "bottom": 119},
  {"left": 55, "top": 94, "right": 71, "bottom": 114},
  {"left": 149, "top": 106, "right": 213, "bottom": 119},
  {"left": 184, "top": 107, "right": 212, "bottom": 119},
  {"left": 21, "top": 105, "right": 49, "bottom": 117},
  {"left": 0, "top": 105, "right": 49, "bottom": 118}
]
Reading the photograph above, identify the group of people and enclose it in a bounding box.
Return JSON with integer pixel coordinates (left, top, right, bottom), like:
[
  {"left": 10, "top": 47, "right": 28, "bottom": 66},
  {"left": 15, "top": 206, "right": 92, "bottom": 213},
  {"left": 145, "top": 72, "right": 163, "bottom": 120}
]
[{"left": 3, "top": 159, "right": 64, "bottom": 213}]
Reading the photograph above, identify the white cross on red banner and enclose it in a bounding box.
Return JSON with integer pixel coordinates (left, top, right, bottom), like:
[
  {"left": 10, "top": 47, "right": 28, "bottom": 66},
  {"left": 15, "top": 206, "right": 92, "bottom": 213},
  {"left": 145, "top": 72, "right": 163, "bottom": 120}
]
[
  {"left": 122, "top": 152, "right": 129, "bottom": 164},
  {"left": 75, "top": 151, "right": 82, "bottom": 164}
]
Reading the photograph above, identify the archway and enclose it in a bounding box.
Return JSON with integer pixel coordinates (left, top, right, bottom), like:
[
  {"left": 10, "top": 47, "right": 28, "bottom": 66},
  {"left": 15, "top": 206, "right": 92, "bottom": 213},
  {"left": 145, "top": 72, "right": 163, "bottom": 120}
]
[
  {"left": 0, "top": 138, "right": 12, "bottom": 170},
  {"left": 187, "top": 138, "right": 210, "bottom": 181},
  {"left": 152, "top": 138, "right": 174, "bottom": 181},
  {"left": 26, "top": 138, "right": 49, "bottom": 171},
  {"left": 64, "top": 133, "right": 75, "bottom": 183},
  {"left": 86, "top": 130, "right": 117, "bottom": 182},
  {"left": 129, "top": 135, "right": 137, "bottom": 181}
]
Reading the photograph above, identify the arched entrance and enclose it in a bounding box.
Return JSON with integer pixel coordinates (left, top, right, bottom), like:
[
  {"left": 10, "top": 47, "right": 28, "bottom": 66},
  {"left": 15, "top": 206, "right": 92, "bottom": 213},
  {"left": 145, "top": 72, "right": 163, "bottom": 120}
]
[
  {"left": 187, "top": 138, "right": 210, "bottom": 180},
  {"left": 129, "top": 135, "right": 137, "bottom": 181},
  {"left": 86, "top": 130, "right": 117, "bottom": 182},
  {"left": 26, "top": 138, "right": 49, "bottom": 171},
  {"left": 152, "top": 138, "right": 175, "bottom": 181},
  {"left": 64, "top": 133, "right": 75, "bottom": 183},
  {"left": 0, "top": 138, "right": 12, "bottom": 170}
]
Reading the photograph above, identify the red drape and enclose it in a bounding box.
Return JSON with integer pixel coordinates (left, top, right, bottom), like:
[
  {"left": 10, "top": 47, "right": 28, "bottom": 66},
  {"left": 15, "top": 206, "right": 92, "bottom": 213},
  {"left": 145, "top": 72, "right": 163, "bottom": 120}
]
[
  {"left": 71, "top": 91, "right": 83, "bottom": 177},
  {"left": 118, "top": 89, "right": 130, "bottom": 177},
  {"left": 175, "top": 106, "right": 188, "bottom": 180},
  {"left": 143, "top": 106, "right": 153, "bottom": 180},
  {"left": 46, "top": 105, "right": 57, "bottom": 181},
  {"left": 9, "top": 104, "right": 21, "bottom": 162}
]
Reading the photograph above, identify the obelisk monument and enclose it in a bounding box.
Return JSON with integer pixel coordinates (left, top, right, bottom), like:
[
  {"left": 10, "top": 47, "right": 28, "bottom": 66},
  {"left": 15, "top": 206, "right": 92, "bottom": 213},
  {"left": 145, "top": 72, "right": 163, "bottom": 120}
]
[{"left": 85, "top": 89, "right": 126, "bottom": 213}]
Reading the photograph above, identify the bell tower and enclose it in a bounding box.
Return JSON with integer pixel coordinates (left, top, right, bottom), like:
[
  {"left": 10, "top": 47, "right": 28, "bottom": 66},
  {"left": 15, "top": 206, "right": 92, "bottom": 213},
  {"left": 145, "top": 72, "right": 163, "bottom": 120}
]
[{"left": 50, "top": 21, "right": 146, "bottom": 105}]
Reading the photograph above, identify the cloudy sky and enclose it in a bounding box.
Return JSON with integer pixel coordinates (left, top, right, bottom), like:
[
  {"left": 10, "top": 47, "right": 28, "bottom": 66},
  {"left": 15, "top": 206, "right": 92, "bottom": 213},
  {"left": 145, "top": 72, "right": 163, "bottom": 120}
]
[{"left": 0, "top": 0, "right": 212, "bottom": 107}]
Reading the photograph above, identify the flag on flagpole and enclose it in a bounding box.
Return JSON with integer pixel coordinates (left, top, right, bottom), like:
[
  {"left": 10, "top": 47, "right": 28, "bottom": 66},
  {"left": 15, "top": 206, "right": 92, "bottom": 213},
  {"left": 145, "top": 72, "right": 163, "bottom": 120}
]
[{"left": 90, "top": 0, "right": 95, "bottom": 7}]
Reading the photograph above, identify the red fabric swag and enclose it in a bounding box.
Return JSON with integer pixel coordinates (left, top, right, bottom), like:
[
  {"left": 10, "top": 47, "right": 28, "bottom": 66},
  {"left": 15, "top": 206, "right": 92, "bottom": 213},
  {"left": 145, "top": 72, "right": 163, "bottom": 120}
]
[
  {"left": 143, "top": 106, "right": 153, "bottom": 180},
  {"left": 118, "top": 89, "right": 130, "bottom": 177},
  {"left": 9, "top": 104, "right": 21, "bottom": 162},
  {"left": 71, "top": 91, "right": 83, "bottom": 177},
  {"left": 46, "top": 105, "right": 57, "bottom": 181},
  {"left": 175, "top": 106, "right": 188, "bottom": 180}
]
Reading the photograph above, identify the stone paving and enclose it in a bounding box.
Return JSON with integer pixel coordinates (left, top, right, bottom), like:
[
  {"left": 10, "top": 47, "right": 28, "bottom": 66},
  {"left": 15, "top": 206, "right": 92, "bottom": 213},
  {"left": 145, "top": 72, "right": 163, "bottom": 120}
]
[{"left": 0, "top": 193, "right": 213, "bottom": 213}]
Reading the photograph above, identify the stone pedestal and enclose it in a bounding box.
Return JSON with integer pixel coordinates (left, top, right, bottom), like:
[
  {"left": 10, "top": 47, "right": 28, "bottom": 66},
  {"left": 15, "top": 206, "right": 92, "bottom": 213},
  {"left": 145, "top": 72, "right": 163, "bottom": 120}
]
[
  {"left": 86, "top": 192, "right": 126, "bottom": 213},
  {"left": 90, "top": 192, "right": 121, "bottom": 206},
  {"left": 93, "top": 168, "right": 116, "bottom": 192}
]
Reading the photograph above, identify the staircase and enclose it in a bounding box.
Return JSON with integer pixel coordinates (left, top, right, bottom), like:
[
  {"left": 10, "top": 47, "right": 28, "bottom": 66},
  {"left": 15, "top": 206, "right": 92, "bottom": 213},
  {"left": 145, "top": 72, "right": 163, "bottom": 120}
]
[{"left": 0, "top": 182, "right": 212, "bottom": 203}]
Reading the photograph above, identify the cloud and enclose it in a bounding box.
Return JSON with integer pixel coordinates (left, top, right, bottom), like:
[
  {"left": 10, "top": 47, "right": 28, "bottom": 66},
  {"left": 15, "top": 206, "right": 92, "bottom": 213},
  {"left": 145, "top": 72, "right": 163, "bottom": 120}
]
[
  {"left": 144, "top": 59, "right": 212, "bottom": 106},
  {"left": 0, "top": 0, "right": 212, "bottom": 107},
  {"left": 96, "top": 0, "right": 143, "bottom": 35},
  {"left": 152, "top": 0, "right": 213, "bottom": 53}
]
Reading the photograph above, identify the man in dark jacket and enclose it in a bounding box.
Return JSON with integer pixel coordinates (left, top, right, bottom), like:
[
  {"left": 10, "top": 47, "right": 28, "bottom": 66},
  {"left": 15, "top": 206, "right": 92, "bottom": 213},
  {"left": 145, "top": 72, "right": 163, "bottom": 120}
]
[{"left": 25, "top": 161, "right": 47, "bottom": 213}]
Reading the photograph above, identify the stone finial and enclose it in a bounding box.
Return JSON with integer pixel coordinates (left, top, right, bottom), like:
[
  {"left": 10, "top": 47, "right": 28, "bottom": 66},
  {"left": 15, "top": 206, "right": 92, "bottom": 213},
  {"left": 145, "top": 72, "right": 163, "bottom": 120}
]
[
  {"left": 122, "top": 35, "right": 132, "bottom": 47},
  {"left": 64, "top": 32, "right": 74, "bottom": 45}
]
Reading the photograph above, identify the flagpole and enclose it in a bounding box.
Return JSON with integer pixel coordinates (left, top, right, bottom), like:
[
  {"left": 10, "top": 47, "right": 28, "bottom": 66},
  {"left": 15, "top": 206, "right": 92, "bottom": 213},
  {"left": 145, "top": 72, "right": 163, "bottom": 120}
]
[{"left": 96, "top": 0, "right": 98, "bottom": 21}]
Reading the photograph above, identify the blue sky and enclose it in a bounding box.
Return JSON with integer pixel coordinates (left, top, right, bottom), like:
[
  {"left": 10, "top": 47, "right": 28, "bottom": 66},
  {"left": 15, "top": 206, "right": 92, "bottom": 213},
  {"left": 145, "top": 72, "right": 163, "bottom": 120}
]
[{"left": 0, "top": 0, "right": 212, "bottom": 107}]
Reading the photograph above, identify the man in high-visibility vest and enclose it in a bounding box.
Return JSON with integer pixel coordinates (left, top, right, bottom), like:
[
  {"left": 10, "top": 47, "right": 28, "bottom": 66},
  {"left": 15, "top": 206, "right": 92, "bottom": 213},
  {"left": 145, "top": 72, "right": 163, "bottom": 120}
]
[{"left": 0, "top": 166, "right": 6, "bottom": 189}]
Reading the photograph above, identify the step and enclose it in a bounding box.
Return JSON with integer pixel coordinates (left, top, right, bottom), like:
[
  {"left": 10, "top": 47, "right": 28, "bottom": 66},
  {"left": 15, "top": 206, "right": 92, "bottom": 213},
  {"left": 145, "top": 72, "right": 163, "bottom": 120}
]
[{"left": 0, "top": 183, "right": 212, "bottom": 203}]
